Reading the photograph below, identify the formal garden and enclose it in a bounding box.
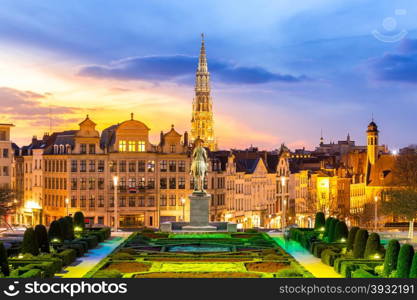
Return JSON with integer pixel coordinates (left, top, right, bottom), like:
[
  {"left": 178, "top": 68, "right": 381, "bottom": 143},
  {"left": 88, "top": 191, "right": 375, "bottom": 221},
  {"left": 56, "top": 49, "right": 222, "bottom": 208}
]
[
  {"left": 287, "top": 212, "right": 417, "bottom": 278},
  {"left": 0, "top": 211, "right": 111, "bottom": 278},
  {"left": 86, "top": 229, "right": 313, "bottom": 278}
]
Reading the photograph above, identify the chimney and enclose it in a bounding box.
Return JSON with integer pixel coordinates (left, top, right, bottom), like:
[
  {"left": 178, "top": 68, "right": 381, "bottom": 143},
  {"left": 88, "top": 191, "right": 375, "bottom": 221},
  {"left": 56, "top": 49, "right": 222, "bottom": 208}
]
[
  {"left": 160, "top": 131, "right": 164, "bottom": 147},
  {"left": 184, "top": 131, "right": 188, "bottom": 146}
]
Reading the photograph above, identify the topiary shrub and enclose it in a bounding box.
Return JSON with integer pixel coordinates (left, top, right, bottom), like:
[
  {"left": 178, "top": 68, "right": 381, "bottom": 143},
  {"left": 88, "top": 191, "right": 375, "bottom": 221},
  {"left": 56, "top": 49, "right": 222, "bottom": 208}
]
[
  {"left": 409, "top": 253, "right": 417, "bottom": 278},
  {"left": 324, "top": 217, "right": 334, "bottom": 239},
  {"left": 48, "top": 220, "right": 64, "bottom": 243},
  {"left": 314, "top": 212, "right": 326, "bottom": 231},
  {"left": 21, "top": 227, "right": 40, "bottom": 256},
  {"left": 347, "top": 227, "right": 359, "bottom": 251},
  {"left": 353, "top": 229, "right": 368, "bottom": 258},
  {"left": 334, "top": 221, "right": 349, "bottom": 242},
  {"left": 58, "top": 218, "right": 72, "bottom": 241},
  {"left": 396, "top": 244, "right": 414, "bottom": 278},
  {"left": 73, "top": 211, "right": 85, "bottom": 232},
  {"left": 364, "top": 233, "right": 382, "bottom": 259},
  {"left": 34, "top": 224, "right": 50, "bottom": 253},
  {"left": 383, "top": 239, "right": 400, "bottom": 277},
  {"left": 64, "top": 216, "right": 75, "bottom": 240},
  {"left": 328, "top": 219, "right": 339, "bottom": 242},
  {"left": 0, "top": 242, "right": 10, "bottom": 276}
]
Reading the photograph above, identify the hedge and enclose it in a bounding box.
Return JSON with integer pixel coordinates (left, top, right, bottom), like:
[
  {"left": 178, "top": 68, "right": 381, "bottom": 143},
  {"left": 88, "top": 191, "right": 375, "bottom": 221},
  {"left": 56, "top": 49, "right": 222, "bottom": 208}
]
[
  {"left": 333, "top": 258, "right": 383, "bottom": 277},
  {"left": 64, "top": 216, "right": 75, "bottom": 240},
  {"left": 383, "top": 239, "right": 400, "bottom": 277},
  {"left": 9, "top": 268, "right": 43, "bottom": 278},
  {"left": 49, "top": 220, "right": 64, "bottom": 242},
  {"left": 58, "top": 217, "right": 72, "bottom": 241},
  {"left": 92, "top": 270, "right": 123, "bottom": 278},
  {"left": 288, "top": 228, "right": 318, "bottom": 250},
  {"left": 352, "top": 267, "right": 379, "bottom": 278},
  {"left": 74, "top": 211, "right": 86, "bottom": 231},
  {"left": 311, "top": 242, "right": 345, "bottom": 259},
  {"left": 34, "top": 224, "right": 50, "bottom": 253},
  {"left": 364, "top": 233, "right": 382, "bottom": 259},
  {"left": 321, "top": 248, "right": 343, "bottom": 266},
  {"left": 409, "top": 253, "right": 417, "bottom": 278},
  {"left": 347, "top": 227, "right": 359, "bottom": 251},
  {"left": 334, "top": 221, "right": 349, "bottom": 242},
  {"left": 22, "top": 228, "right": 40, "bottom": 256},
  {"left": 324, "top": 217, "right": 334, "bottom": 239},
  {"left": 396, "top": 244, "right": 414, "bottom": 278},
  {"left": 80, "top": 235, "right": 99, "bottom": 249},
  {"left": 10, "top": 256, "right": 63, "bottom": 275},
  {"left": 353, "top": 229, "right": 368, "bottom": 258},
  {"left": 314, "top": 212, "right": 326, "bottom": 230},
  {"left": 0, "top": 242, "right": 10, "bottom": 276},
  {"left": 328, "top": 219, "right": 339, "bottom": 243},
  {"left": 56, "top": 249, "right": 76, "bottom": 266}
]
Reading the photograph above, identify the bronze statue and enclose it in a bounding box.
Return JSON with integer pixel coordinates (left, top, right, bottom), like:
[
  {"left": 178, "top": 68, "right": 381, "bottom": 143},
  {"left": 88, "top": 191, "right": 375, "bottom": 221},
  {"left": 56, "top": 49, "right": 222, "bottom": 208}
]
[{"left": 190, "top": 138, "right": 208, "bottom": 193}]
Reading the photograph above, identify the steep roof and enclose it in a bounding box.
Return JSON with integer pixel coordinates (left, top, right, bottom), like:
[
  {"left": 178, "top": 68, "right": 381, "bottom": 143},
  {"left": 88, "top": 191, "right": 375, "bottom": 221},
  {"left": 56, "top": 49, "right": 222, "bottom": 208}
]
[{"left": 367, "top": 154, "right": 395, "bottom": 186}]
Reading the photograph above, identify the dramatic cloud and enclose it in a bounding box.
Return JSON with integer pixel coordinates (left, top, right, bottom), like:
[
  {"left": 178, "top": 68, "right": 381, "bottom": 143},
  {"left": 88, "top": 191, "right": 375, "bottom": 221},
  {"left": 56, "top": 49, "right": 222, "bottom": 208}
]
[
  {"left": 370, "top": 39, "right": 417, "bottom": 83},
  {"left": 78, "top": 55, "right": 308, "bottom": 84}
]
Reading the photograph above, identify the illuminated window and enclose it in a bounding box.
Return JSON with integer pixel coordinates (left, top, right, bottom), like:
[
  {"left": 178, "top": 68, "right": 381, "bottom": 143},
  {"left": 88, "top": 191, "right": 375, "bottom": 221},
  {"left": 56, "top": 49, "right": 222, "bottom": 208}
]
[
  {"left": 119, "top": 140, "right": 127, "bottom": 152},
  {"left": 138, "top": 141, "right": 145, "bottom": 152},
  {"left": 128, "top": 141, "right": 135, "bottom": 152}
]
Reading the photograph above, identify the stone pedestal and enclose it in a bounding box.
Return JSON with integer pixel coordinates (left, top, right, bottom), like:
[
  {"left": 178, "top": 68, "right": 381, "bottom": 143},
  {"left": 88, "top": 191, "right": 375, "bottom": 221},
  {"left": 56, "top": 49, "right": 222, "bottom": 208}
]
[{"left": 182, "top": 192, "right": 216, "bottom": 231}]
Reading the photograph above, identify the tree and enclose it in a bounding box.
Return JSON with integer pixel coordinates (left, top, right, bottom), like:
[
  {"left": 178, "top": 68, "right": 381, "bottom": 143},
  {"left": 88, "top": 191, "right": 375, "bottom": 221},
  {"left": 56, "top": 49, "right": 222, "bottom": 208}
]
[
  {"left": 347, "top": 226, "right": 359, "bottom": 251},
  {"left": 324, "top": 217, "right": 334, "bottom": 239},
  {"left": 48, "top": 220, "right": 63, "bottom": 242},
  {"left": 396, "top": 244, "right": 414, "bottom": 278},
  {"left": 382, "top": 153, "right": 417, "bottom": 239},
  {"left": 34, "top": 224, "right": 50, "bottom": 253},
  {"left": 364, "top": 233, "right": 382, "bottom": 259},
  {"left": 409, "top": 252, "right": 417, "bottom": 278},
  {"left": 0, "top": 188, "right": 16, "bottom": 228},
  {"left": 58, "top": 218, "right": 72, "bottom": 241},
  {"left": 383, "top": 239, "right": 400, "bottom": 277},
  {"left": 64, "top": 216, "right": 75, "bottom": 240},
  {"left": 314, "top": 212, "right": 326, "bottom": 230},
  {"left": 334, "top": 221, "right": 349, "bottom": 242},
  {"left": 353, "top": 229, "right": 368, "bottom": 258},
  {"left": 328, "top": 219, "right": 339, "bottom": 242},
  {"left": 21, "top": 227, "right": 39, "bottom": 256},
  {"left": 73, "top": 211, "right": 85, "bottom": 232},
  {"left": 0, "top": 242, "right": 9, "bottom": 276}
]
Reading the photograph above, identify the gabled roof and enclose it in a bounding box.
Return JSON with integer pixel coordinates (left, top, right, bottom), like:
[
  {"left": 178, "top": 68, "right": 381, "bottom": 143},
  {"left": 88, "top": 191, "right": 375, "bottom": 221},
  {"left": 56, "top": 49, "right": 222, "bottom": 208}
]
[{"left": 367, "top": 154, "right": 395, "bottom": 186}]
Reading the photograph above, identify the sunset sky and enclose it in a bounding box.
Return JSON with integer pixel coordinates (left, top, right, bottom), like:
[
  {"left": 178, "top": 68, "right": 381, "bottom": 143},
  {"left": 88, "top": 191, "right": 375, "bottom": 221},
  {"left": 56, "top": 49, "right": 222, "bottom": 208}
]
[{"left": 1, "top": 0, "right": 417, "bottom": 151}]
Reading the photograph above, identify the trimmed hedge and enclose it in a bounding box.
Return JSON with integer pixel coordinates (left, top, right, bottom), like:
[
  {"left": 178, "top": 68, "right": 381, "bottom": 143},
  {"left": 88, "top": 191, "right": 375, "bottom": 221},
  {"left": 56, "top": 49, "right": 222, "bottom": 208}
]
[
  {"left": 34, "top": 224, "right": 50, "bottom": 253},
  {"left": 49, "top": 220, "right": 64, "bottom": 242},
  {"left": 353, "top": 229, "right": 368, "bottom": 258},
  {"left": 396, "top": 244, "right": 414, "bottom": 278},
  {"left": 364, "top": 233, "right": 382, "bottom": 259},
  {"left": 328, "top": 219, "right": 339, "bottom": 243},
  {"left": 9, "top": 268, "right": 43, "bottom": 278},
  {"left": 92, "top": 269, "right": 123, "bottom": 278},
  {"left": 58, "top": 217, "right": 72, "bottom": 241},
  {"left": 321, "top": 248, "right": 343, "bottom": 266},
  {"left": 288, "top": 228, "right": 318, "bottom": 250},
  {"left": 324, "top": 217, "right": 334, "bottom": 239},
  {"left": 352, "top": 267, "right": 379, "bottom": 278},
  {"left": 56, "top": 249, "right": 76, "bottom": 266},
  {"left": 333, "top": 258, "right": 383, "bottom": 277},
  {"left": 80, "top": 235, "right": 99, "bottom": 249},
  {"left": 74, "top": 211, "right": 86, "bottom": 231},
  {"left": 347, "top": 227, "right": 359, "bottom": 251},
  {"left": 334, "top": 221, "right": 349, "bottom": 242},
  {"left": 22, "top": 228, "right": 39, "bottom": 256},
  {"left": 409, "top": 253, "right": 417, "bottom": 278},
  {"left": 64, "top": 216, "right": 75, "bottom": 240},
  {"left": 383, "top": 239, "right": 400, "bottom": 277},
  {"left": 314, "top": 212, "right": 326, "bottom": 230},
  {"left": 0, "top": 242, "right": 10, "bottom": 276}
]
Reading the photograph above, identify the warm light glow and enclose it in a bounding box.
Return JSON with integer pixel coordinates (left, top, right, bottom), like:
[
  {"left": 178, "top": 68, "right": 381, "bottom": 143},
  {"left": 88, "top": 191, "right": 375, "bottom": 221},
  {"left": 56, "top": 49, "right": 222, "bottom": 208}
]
[
  {"left": 25, "top": 200, "right": 41, "bottom": 210},
  {"left": 340, "top": 238, "right": 346, "bottom": 242},
  {"left": 374, "top": 196, "right": 378, "bottom": 202},
  {"left": 74, "top": 226, "right": 83, "bottom": 232},
  {"left": 65, "top": 198, "right": 69, "bottom": 204},
  {"left": 373, "top": 254, "right": 381, "bottom": 260},
  {"left": 113, "top": 176, "right": 119, "bottom": 186},
  {"left": 392, "top": 149, "right": 398, "bottom": 155},
  {"left": 281, "top": 176, "right": 286, "bottom": 186},
  {"left": 181, "top": 197, "right": 186, "bottom": 204}
]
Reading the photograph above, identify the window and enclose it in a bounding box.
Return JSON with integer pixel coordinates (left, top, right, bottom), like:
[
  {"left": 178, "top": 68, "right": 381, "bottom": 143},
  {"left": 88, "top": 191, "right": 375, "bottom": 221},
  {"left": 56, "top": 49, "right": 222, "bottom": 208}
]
[
  {"left": 120, "top": 196, "right": 126, "bottom": 207},
  {"left": 89, "top": 195, "right": 95, "bottom": 208},
  {"left": 98, "top": 216, "right": 104, "bottom": 224},
  {"left": 70, "top": 160, "right": 77, "bottom": 172},
  {"left": 98, "top": 160, "right": 104, "bottom": 172},
  {"left": 109, "top": 196, "right": 114, "bottom": 207},
  {"left": 71, "top": 196, "right": 77, "bottom": 208},
  {"left": 80, "top": 178, "right": 87, "bottom": 190},
  {"left": 71, "top": 178, "right": 77, "bottom": 190},
  {"left": 89, "top": 160, "right": 96, "bottom": 172},
  {"left": 120, "top": 177, "right": 126, "bottom": 191},
  {"left": 178, "top": 161, "right": 186, "bottom": 172},
  {"left": 129, "top": 197, "right": 135, "bottom": 207},
  {"left": 2, "top": 148, "right": 9, "bottom": 158},
  {"left": 147, "top": 178, "right": 155, "bottom": 189},
  {"left": 98, "top": 178, "right": 104, "bottom": 190},
  {"left": 169, "top": 177, "right": 176, "bottom": 189},
  {"left": 128, "top": 141, "right": 135, "bottom": 152},
  {"left": 89, "top": 144, "right": 96, "bottom": 154},
  {"left": 110, "top": 161, "right": 117, "bottom": 172},
  {"left": 147, "top": 196, "right": 155, "bottom": 207},
  {"left": 128, "top": 177, "right": 136, "bottom": 188},
  {"left": 2, "top": 167, "right": 9, "bottom": 176},
  {"left": 178, "top": 177, "right": 185, "bottom": 189},
  {"left": 80, "top": 195, "right": 86, "bottom": 207},
  {"left": 119, "top": 140, "right": 127, "bottom": 152},
  {"left": 80, "top": 144, "right": 87, "bottom": 154},
  {"left": 169, "top": 194, "right": 176, "bottom": 206},
  {"left": 138, "top": 160, "right": 145, "bottom": 172},
  {"left": 89, "top": 178, "right": 95, "bottom": 190},
  {"left": 98, "top": 195, "right": 104, "bottom": 207},
  {"left": 170, "top": 144, "right": 175, "bottom": 153},
  {"left": 138, "top": 141, "right": 145, "bottom": 152},
  {"left": 160, "top": 160, "right": 167, "bottom": 172},
  {"left": 160, "top": 194, "right": 167, "bottom": 206},
  {"left": 138, "top": 196, "right": 145, "bottom": 207},
  {"left": 119, "top": 161, "right": 126, "bottom": 172},
  {"left": 0, "top": 131, "right": 6, "bottom": 141},
  {"left": 80, "top": 160, "right": 87, "bottom": 172},
  {"left": 160, "top": 178, "right": 167, "bottom": 189},
  {"left": 138, "top": 177, "right": 145, "bottom": 188},
  {"left": 169, "top": 161, "right": 176, "bottom": 172},
  {"left": 147, "top": 160, "right": 155, "bottom": 172},
  {"left": 129, "top": 161, "right": 136, "bottom": 172}
]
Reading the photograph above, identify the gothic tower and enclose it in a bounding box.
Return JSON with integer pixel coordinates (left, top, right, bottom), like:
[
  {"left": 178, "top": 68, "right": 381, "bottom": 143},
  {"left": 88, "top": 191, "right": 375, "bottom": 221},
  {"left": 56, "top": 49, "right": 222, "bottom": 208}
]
[
  {"left": 366, "top": 120, "right": 379, "bottom": 165},
  {"left": 191, "top": 33, "right": 217, "bottom": 151}
]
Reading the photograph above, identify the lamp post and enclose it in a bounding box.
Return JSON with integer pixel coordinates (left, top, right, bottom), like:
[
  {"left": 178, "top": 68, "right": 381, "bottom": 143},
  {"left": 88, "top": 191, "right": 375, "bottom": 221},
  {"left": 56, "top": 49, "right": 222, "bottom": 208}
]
[
  {"left": 281, "top": 176, "right": 287, "bottom": 230},
  {"left": 181, "top": 197, "right": 186, "bottom": 221},
  {"left": 65, "top": 198, "right": 69, "bottom": 216},
  {"left": 374, "top": 195, "right": 378, "bottom": 231},
  {"left": 113, "top": 176, "right": 119, "bottom": 232}
]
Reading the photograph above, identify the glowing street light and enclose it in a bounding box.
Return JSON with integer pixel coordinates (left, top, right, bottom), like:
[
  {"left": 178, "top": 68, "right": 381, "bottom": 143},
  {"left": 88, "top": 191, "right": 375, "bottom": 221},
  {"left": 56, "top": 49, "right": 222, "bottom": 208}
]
[{"left": 113, "top": 176, "right": 119, "bottom": 232}]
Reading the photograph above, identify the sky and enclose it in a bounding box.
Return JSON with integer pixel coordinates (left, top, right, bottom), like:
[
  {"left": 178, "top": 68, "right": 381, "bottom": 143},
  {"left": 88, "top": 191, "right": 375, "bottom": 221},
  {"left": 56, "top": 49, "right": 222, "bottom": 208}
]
[{"left": 1, "top": 0, "right": 417, "bottom": 151}]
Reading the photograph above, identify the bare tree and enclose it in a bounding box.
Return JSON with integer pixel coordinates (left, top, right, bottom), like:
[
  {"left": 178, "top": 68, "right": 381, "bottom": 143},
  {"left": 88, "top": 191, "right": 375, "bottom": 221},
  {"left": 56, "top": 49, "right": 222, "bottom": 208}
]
[{"left": 0, "top": 187, "right": 15, "bottom": 230}]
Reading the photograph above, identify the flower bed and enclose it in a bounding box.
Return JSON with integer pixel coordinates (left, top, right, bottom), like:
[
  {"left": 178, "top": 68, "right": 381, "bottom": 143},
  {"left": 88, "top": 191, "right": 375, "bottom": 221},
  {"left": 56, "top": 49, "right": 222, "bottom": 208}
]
[
  {"left": 134, "top": 272, "right": 262, "bottom": 278},
  {"left": 245, "top": 261, "right": 290, "bottom": 273},
  {"left": 104, "top": 262, "right": 151, "bottom": 273}
]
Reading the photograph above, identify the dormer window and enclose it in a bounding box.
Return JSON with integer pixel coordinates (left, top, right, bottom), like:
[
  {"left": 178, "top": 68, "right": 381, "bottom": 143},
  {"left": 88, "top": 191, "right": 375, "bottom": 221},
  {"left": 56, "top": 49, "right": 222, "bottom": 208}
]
[
  {"left": 128, "top": 141, "right": 135, "bottom": 152},
  {"left": 66, "top": 144, "right": 71, "bottom": 154},
  {"left": 89, "top": 144, "right": 96, "bottom": 154},
  {"left": 138, "top": 141, "right": 145, "bottom": 152},
  {"left": 59, "top": 145, "right": 64, "bottom": 154},
  {"left": 53, "top": 145, "right": 58, "bottom": 154},
  {"left": 119, "top": 140, "right": 127, "bottom": 152},
  {"left": 170, "top": 144, "right": 176, "bottom": 153},
  {"left": 80, "top": 144, "right": 87, "bottom": 154}
]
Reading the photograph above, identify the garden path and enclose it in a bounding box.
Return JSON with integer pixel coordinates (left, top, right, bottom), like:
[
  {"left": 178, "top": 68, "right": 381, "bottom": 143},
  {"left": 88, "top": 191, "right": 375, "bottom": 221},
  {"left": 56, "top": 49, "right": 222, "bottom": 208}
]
[
  {"left": 269, "top": 233, "right": 342, "bottom": 278},
  {"left": 56, "top": 232, "right": 130, "bottom": 278}
]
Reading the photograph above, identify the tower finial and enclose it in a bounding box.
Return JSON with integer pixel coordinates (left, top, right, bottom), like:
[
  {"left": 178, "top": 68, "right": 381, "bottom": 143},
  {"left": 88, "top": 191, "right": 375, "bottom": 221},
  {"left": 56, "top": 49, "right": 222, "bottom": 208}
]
[{"left": 131, "top": 112, "right": 134, "bottom": 120}]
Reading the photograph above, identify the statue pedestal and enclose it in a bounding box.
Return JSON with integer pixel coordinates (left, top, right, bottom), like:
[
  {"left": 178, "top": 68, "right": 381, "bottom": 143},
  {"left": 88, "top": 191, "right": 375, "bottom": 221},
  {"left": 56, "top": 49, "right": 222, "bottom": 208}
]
[{"left": 182, "top": 192, "right": 216, "bottom": 231}]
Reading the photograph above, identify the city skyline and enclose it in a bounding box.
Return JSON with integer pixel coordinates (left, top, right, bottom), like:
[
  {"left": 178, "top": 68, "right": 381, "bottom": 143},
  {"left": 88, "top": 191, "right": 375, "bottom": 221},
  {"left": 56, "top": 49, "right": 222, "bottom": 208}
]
[{"left": 1, "top": 0, "right": 417, "bottom": 150}]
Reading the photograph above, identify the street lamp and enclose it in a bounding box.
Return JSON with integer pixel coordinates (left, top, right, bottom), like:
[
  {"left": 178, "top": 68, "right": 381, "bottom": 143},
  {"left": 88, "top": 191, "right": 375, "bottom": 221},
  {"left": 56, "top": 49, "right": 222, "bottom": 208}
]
[
  {"left": 374, "top": 195, "right": 378, "bottom": 231},
  {"left": 181, "top": 197, "right": 186, "bottom": 221},
  {"left": 113, "top": 176, "right": 119, "bottom": 232},
  {"left": 65, "top": 198, "right": 69, "bottom": 216},
  {"left": 281, "top": 176, "right": 287, "bottom": 230}
]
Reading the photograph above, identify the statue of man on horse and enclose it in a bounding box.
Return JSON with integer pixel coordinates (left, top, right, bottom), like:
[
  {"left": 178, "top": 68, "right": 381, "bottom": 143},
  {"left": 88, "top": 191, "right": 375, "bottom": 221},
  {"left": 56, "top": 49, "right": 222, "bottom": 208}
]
[{"left": 190, "top": 138, "right": 208, "bottom": 193}]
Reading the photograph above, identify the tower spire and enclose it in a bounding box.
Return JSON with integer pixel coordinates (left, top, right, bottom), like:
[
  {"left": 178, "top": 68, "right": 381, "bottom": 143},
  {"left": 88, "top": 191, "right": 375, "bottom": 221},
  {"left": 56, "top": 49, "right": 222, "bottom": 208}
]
[{"left": 197, "top": 32, "right": 208, "bottom": 73}]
